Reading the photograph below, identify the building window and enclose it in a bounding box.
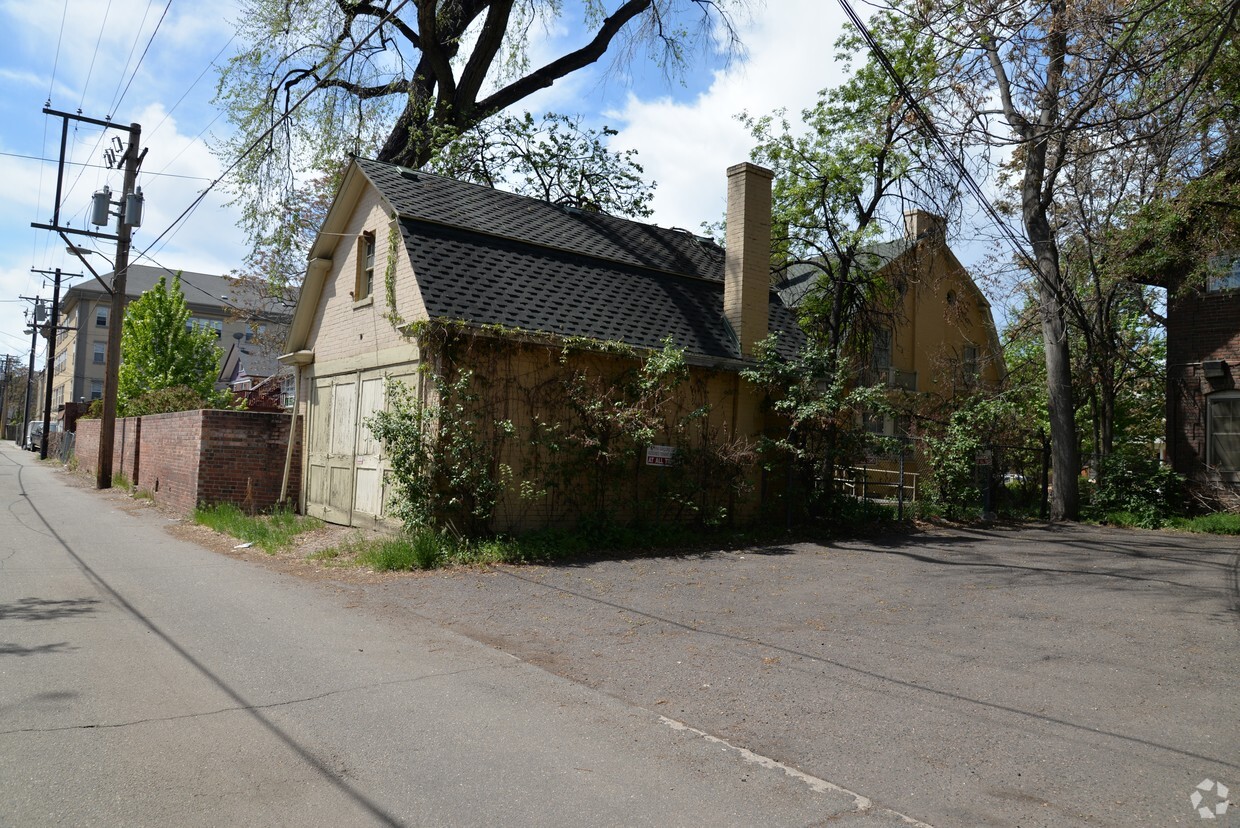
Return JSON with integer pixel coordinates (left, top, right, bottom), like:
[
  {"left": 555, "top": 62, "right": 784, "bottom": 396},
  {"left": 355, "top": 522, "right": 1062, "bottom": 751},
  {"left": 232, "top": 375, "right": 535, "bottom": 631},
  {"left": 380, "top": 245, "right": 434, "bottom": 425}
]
[
  {"left": 93, "top": 342, "right": 106, "bottom": 364},
  {"left": 870, "top": 328, "right": 892, "bottom": 375},
  {"left": 356, "top": 231, "right": 376, "bottom": 300},
  {"left": 96, "top": 305, "right": 109, "bottom": 327},
  {"left": 1206, "top": 254, "right": 1240, "bottom": 293},
  {"left": 1207, "top": 392, "right": 1240, "bottom": 472},
  {"left": 281, "top": 374, "right": 295, "bottom": 409},
  {"left": 90, "top": 380, "right": 103, "bottom": 400},
  {"left": 962, "top": 345, "right": 979, "bottom": 381},
  {"left": 54, "top": 350, "right": 67, "bottom": 374},
  {"left": 187, "top": 317, "right": 223, "bottom": 338}
]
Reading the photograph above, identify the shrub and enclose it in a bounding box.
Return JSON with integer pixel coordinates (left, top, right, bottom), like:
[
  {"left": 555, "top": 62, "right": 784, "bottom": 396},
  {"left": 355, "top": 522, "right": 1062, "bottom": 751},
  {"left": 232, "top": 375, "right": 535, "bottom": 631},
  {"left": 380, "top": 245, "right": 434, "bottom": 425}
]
[
  {"left": 124, "top": 385, "right": 234, "bottom": 416},
  {"left": 1086, "top": 452, "right": 1185, "bottom": 528}
]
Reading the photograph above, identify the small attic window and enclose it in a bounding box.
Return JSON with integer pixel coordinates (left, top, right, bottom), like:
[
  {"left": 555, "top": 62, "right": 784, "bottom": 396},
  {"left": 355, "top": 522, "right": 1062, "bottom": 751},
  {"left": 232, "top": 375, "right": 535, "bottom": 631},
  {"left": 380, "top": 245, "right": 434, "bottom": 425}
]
[
  {"left": 356, "top": 231, "right": 376, "bottom": 300},
  {"left": 946, "top": 289, "right": 957, "bottom": 306}
]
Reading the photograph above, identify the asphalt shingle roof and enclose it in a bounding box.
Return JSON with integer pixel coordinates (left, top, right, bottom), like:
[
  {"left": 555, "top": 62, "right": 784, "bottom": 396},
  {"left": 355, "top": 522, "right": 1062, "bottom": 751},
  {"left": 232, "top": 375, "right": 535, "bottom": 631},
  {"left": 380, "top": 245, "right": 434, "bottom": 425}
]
[
  {"left": 357, "top": 158, "right": 804, "bottom": 361},
  {"left": 774, "top": 240, "right": 917, "bottom": 309}
]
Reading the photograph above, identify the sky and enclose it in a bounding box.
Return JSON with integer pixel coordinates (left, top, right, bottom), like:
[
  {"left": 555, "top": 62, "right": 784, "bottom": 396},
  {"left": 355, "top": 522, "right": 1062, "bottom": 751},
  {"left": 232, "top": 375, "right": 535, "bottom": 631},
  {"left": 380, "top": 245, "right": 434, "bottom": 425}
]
[{"left": 0, "top": 0, "right": 966, "bottom": 369}]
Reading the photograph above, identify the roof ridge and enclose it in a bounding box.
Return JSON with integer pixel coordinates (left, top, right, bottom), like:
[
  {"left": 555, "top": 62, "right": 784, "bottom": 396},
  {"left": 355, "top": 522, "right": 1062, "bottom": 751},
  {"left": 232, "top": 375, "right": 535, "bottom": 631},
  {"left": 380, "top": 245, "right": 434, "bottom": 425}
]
[
  {"left": 398, "top": 214, "right": 729, "bottom": 288},
  {"left": 356, "top": 156, "right": 725, "bottom": 282}
]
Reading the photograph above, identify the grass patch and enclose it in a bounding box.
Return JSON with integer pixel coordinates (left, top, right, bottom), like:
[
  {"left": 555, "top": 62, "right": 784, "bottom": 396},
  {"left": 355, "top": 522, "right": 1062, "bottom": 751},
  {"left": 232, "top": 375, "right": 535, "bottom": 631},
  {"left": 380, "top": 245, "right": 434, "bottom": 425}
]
[
  {"left": 132, "top": 488, "right": 155, "bottom": 502},
  {"left": 1166, "top": 512, "right": 1240, "bottom": 535},
  {"left": 112, "top": 471, "right": 133, "bottom": 490},
  {"left": 193, "top": 503, "right": 322, "bottom": 554}
]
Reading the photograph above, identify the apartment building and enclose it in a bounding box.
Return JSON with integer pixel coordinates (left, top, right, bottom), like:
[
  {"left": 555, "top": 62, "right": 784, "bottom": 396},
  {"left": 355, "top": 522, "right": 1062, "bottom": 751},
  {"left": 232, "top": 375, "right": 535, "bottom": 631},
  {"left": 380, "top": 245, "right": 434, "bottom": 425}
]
[{"left": 48, "top": 264, "right": 264, "bottom": 410}]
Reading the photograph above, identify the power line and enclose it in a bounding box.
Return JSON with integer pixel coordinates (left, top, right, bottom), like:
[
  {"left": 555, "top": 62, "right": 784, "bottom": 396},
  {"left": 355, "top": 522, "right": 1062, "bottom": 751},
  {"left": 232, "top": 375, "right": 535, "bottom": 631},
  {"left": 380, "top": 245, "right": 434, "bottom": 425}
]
[
  {"left": 3, "top": 150, "right": 214, "bottom": 181},
  {"left": 106, "top": 0, "right": 158, "bottom": 118},
  {"left": 148, "top": 33, "right": 237, "bottom": 148},
  {"left": 77, "top": 0, "right": 114, "bottom": 113},
  {"left": 834, "top": 0, "right": 1040, "bottom": 279},
  {"left": 111, "top": 0, "right": 173, "bottom": 118},
  {"left": 45, "top": 0, "right": 69, "bottom": 106},
  {"left": 133, "top": 0, "right": 415, "bottom": 260}
]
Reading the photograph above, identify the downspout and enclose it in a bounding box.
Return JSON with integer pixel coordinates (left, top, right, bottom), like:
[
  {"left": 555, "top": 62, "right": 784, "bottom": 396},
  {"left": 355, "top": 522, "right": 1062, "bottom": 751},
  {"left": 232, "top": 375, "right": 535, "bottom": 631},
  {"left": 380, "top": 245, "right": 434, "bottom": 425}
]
[{"left": 278, "top": 350, "right": 315, "bottom": 510}]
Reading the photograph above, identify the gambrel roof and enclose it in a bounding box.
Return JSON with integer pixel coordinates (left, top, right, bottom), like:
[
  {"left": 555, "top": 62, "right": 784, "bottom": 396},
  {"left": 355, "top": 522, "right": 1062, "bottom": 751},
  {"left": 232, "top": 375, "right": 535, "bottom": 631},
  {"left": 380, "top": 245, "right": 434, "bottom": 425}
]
[{"left": 291, "top": 157, "right": 803, "bottom": 362}]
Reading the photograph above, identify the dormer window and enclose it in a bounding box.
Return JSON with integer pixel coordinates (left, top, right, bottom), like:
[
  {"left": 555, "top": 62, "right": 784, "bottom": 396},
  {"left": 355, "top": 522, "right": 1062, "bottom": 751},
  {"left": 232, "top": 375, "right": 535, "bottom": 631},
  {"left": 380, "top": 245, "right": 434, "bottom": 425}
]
[{"left": 357, "top": 231, "right": 376, "bottom": 300}]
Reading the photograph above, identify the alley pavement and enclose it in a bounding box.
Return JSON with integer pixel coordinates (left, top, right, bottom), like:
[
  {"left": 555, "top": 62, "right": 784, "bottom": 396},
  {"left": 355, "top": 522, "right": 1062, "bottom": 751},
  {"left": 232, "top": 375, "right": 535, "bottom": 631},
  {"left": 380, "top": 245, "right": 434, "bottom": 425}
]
[
  {"left": 0, "top": 442, "right": 932, "bottom": 827},
  {"left": 3, "top": 440, "right": 1238, "bottom": 826}
]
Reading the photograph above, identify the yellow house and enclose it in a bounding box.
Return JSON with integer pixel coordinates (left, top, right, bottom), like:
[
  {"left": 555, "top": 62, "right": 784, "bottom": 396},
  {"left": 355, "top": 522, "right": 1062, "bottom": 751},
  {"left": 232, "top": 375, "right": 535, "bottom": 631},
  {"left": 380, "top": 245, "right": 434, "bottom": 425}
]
[
  {"left": 776, "top": 211, "right": 1004, "bottom": 423},
  {"left": 281, "top": 159, "right": 804, "bottom": 531}
]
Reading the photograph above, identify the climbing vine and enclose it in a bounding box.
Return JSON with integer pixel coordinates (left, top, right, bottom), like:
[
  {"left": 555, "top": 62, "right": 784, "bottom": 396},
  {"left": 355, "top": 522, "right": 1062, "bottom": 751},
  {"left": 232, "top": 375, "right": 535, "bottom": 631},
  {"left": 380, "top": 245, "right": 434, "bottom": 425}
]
[
  {"left": 366, "top": 325, "right": 756, "bottom": 536},
  {"left": 383, "top": 222, "right": 405, "bottom": 329}
]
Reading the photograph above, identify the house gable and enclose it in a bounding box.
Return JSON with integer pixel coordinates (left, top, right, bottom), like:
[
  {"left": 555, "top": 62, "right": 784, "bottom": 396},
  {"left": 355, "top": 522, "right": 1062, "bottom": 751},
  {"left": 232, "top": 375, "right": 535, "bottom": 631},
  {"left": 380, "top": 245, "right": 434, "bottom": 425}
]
[
  {"left": 289, "top": 165, "right": 429, "bottom": 374},
  {"left": 344, "top": 158, "right": 803, "bottom": 363},
  {"left": 773, "top": 233, "right": 1004, "bottom": 392}
]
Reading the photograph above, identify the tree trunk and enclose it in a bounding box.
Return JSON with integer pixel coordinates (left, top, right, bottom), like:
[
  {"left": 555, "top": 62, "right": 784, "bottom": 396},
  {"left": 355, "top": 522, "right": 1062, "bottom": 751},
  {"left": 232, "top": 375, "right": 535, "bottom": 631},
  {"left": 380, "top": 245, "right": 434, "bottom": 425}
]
[{"left": 1029, "top": 231, "right": 1081, "bottom": 520}]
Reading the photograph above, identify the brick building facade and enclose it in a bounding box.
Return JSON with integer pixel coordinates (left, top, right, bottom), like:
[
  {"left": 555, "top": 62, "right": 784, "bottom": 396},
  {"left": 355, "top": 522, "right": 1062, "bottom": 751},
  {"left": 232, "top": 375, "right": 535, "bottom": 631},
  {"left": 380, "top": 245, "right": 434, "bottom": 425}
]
[{"left": 1163, "top": 284, "right": 1240, "bottom": 495}]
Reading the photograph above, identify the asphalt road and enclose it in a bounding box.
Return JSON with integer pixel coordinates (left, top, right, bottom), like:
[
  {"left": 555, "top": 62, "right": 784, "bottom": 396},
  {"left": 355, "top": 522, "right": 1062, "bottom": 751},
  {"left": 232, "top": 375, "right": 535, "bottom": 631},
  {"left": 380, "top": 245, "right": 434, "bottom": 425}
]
[
  {"left": 4, "top": 441, "right": 1238, "bottom": 826},
  {"left": 374, "top": 514, "right": 1240, "bottom": 826},
  {"left": 0, "top": 442, "right": 930, "bottom": 827}
]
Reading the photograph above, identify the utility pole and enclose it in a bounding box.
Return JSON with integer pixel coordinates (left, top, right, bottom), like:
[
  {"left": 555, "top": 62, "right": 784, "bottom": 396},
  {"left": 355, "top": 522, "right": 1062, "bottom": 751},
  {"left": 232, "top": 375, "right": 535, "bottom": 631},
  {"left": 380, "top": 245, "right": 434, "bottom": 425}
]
[
  {"left": 32, "top": 109, "right": 145, "bottom": 488},
  {"left": 33, "top": 267, "right": 71, "bottom": 459},
  {"left": 96, "top": 122, "right": 143, "bottom": 488},
  {"left": 0, "top": 355, "right": 11, "bottom": 440},
  {"left": 19, "top": 300, "right": 45, "bottom": 448}
]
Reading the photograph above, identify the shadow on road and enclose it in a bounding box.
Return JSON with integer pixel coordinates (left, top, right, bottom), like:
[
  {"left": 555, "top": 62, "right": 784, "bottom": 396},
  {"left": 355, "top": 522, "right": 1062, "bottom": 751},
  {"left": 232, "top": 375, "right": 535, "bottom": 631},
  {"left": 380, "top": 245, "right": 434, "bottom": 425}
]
[
  {"left": 0, "top": 597, "right": 101, "bottom": 622},
  {"left": 10, "top": 458, "right": 406, "bottom": 828}
]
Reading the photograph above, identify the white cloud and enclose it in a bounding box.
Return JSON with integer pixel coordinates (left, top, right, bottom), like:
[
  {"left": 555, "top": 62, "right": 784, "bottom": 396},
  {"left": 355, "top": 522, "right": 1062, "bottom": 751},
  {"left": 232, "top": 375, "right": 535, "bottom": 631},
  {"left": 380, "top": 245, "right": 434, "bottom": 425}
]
[{"left": 608, "top": 0, "right": 854, "bottom": 231}]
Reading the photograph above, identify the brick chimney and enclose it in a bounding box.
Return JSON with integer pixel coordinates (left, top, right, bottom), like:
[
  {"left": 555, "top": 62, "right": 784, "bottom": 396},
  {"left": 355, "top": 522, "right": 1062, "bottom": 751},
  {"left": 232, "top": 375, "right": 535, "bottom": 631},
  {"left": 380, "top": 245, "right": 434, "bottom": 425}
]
[
  {"left": 903, "top": 209, "right": 947, "bottom": 240},
  {"left": 724, "top": 162, "right": 773, "bottom": 357}
]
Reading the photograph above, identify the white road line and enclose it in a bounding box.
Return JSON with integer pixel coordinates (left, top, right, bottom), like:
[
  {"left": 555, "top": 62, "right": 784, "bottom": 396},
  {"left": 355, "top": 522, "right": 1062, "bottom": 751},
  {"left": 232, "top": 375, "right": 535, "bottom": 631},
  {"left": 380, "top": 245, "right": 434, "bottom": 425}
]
[{"left": 659, "top": 716, "right": 935, "bottom": 828}]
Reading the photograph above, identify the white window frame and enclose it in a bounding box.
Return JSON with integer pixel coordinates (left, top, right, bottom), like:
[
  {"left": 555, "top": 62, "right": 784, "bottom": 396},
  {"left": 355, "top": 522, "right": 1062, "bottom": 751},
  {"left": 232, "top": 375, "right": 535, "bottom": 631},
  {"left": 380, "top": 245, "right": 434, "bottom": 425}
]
[
  {"left": 1206, "top": 254, "right": 1240, "bottom": 293},
  {"left": 356, "top": 231, "right": 376, "bottom": 300},
  {"left": 1206, "top": 391, "right": 1240, "bottom": 472}
]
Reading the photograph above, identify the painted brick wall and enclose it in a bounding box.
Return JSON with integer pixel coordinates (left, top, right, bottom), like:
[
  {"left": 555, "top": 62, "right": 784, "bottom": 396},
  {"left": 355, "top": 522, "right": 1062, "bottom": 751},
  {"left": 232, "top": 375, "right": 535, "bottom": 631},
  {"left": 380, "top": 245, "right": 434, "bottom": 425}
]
[
  {"left": 1166, "top": 289, "right": 1240, "bottom": 481},
  {"left": 72, "top": 410, "right": 303, "bottom": 515},
  {"left": 306, "top": 185, "right": 428, "bottom": 367}
]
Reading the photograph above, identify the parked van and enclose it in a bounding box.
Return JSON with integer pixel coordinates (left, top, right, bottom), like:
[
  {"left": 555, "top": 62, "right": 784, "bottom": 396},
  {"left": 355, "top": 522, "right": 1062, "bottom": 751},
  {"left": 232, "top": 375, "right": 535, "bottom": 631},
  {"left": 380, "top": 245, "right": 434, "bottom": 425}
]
[{"left": 24, "top": 421, "right": 58, "bottom": 451}]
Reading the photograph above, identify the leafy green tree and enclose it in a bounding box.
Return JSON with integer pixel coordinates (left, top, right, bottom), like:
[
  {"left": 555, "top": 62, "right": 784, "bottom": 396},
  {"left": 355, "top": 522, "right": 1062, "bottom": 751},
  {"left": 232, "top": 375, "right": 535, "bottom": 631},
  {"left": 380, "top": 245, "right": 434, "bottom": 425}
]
[
  {"left": 742, "top": 16, "right": 957, "bottom": 367},
  {"left": 428, "top": 112, "right": 655, "bottom": 217},
  {"left": 117, "top": 274, "right": 227, "bottom": 415},
  {"left": 738, "top": 18, "right": 959, "bottom": 497},
  {"left": 885, "top": 0, "right": 1238, "bottom": 519}
]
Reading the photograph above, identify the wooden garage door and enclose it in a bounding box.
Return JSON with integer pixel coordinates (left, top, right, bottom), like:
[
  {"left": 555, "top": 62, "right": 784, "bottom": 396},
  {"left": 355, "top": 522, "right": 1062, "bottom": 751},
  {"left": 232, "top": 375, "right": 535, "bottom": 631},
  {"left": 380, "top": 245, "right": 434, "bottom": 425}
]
[{"left": 305, "top": 369, "right": 418, "bottom": 527}]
